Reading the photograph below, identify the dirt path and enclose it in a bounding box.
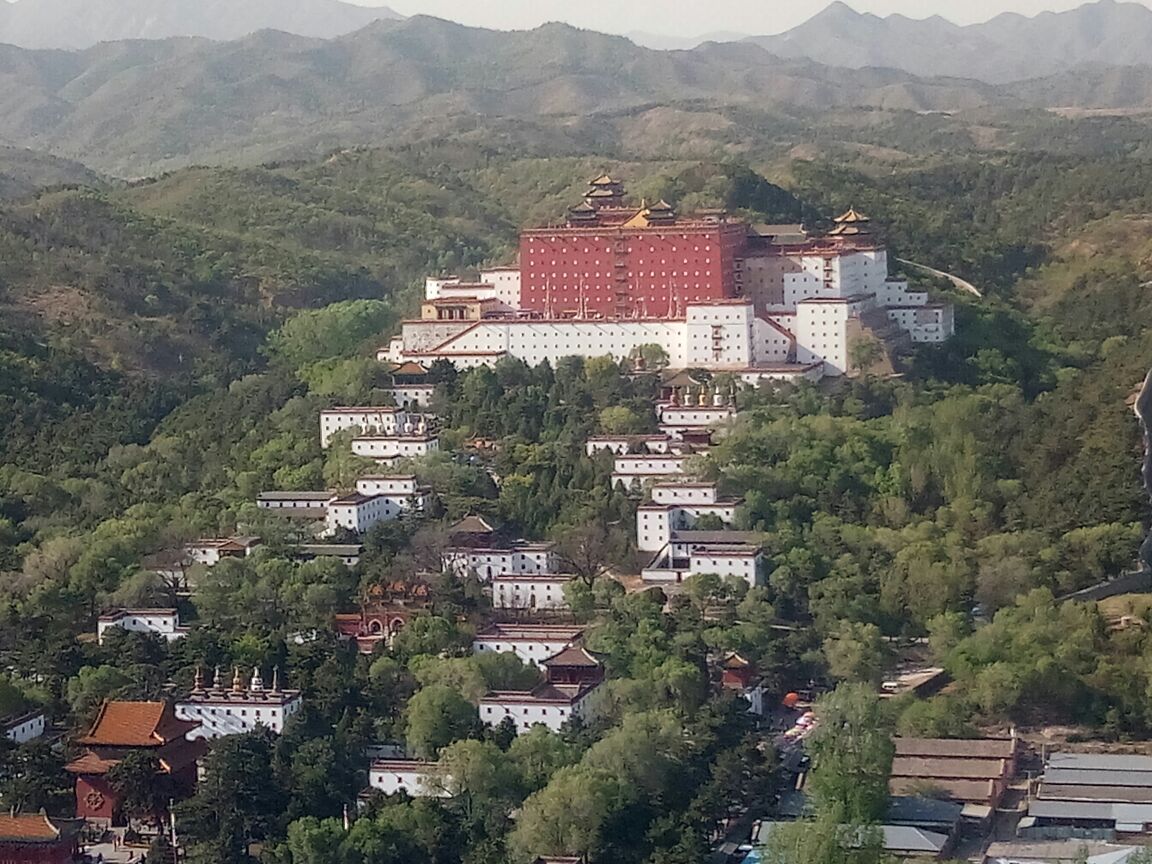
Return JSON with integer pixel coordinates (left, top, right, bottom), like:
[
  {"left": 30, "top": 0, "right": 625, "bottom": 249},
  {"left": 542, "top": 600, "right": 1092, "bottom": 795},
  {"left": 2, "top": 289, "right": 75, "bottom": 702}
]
[{"left": 898, "top": 258, "right": 983, "bottom": 298}]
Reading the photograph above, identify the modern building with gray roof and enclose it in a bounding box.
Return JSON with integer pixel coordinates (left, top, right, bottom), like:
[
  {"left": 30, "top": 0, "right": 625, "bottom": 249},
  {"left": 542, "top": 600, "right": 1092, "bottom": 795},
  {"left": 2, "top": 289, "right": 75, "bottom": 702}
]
[{"left": 1030, "top": 753, "right": 1152, "bottom": 833}]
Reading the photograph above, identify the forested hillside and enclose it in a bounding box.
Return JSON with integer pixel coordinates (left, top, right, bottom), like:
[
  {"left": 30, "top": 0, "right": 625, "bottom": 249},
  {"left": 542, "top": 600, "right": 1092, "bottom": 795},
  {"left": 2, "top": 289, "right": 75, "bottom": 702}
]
[{"left": 3, "top": 122, "right": 1152, "bottom": 859}]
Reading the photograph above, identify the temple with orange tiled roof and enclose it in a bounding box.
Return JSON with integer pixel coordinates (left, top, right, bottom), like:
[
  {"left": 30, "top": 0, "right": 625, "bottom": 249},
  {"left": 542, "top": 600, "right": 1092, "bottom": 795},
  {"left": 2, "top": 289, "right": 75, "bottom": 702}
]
[
  {"left": 65, "top": 701, "right": 206, "bottom": 825},
  {"left": 0, "top": 813, "right": 84, "bottom": 864}
]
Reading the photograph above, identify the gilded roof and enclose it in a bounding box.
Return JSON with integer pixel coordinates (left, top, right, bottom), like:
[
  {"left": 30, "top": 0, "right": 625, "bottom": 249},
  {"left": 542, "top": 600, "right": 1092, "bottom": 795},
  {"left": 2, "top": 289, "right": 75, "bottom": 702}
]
[{"left": 834, "top": 208, "right": 870, "bottom": 224}]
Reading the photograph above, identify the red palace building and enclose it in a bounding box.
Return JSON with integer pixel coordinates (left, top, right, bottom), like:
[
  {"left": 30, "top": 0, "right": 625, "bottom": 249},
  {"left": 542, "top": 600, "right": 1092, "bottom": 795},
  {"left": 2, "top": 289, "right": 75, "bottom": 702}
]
[
  {"left": 0, "top": 814, "right": 83, "bottom": 864},
  {"left": 65, "top": 701, "right": 206, "bottom": 826},
  {"left": 519, "top": 175, "right": 749, "bottom": 319}
]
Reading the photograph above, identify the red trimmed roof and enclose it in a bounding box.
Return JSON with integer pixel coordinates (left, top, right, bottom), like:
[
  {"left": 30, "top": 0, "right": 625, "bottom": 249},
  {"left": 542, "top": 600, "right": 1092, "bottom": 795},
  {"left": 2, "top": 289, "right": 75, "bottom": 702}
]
[
  {"left": 64, "top": 751, "right": 120, "bottom": 775},
  {"left": 450, "top": 515, "right": 497, "bottom": 535},
  {"left": 79, "top": 701, "right": 199, "bottom": 747},
  {"left": 722, "top": 652, "right": 753, "bottom": 670},
  {"left": 0, "top": 815, "right": 69, "bottom": 843},
  {"left": 543, "top": 645, "right": 602, "bottom": 668}
]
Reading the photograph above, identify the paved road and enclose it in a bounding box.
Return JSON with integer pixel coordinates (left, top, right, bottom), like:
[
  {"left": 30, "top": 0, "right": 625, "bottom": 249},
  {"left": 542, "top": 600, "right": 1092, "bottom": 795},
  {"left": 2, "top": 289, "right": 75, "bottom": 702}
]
[{"left": 898, "top": 258, "right": 983, "bottom": 298}]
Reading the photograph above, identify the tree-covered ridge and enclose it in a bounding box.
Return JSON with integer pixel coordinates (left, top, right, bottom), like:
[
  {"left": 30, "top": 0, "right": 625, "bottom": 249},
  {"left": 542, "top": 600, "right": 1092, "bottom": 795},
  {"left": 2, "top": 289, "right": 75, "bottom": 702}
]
[{"left": 2, "top": 138, "right": 1152, "bottom": 862}]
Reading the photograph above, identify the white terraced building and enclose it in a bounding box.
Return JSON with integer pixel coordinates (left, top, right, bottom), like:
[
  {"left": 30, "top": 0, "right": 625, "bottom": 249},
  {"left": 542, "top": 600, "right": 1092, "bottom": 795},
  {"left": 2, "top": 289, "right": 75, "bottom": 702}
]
[
  {"left": 258, "top": 475, "right": 426, "bottom": 537},
  {"left": 368, "top": 759, "right": 450, "bottom": 798},
  {"left": 479, "top": 683, "right": 604, "bottom": 733},
  {"left": 636, "top": 482, "right": 742, "bottom": 553},
  {"left": 176, "top": 667, "right": 303, "bottom": 740},
  {"left": 478, "top": 645, "right": 607, "bottom": 733},
  {"left": 325, "top": 493, "right": 406, "bottom": 536},
  {"left": 642, "top": 530, "right": 766, "bottom": 587},
  {"left": 491, "top": 573, "right": 575, "bottom": 611},
  {"left": 424, "top": 268, "right": 523, "bottom": 309},
  {"left": 471, "top": 623, "right": 584, "bottom": 667},
  {"left": 185, "top": 536, "right": 262, "bottom": 566},
  {"left": 658, "top": 401, "right": 737, "bottom": 439},
  {"left": 98, "top": 609, "right": 190, "bottom": 644},
  {"left": 611, "top": 454, "right": 689, "bottom": 490},
  {"left": 585, "top": 434, "right": 675, "bottom": 456},
  {"left": 443, "top": 541, "right": 559, "bottom": 582},
  {"left": 320, "top": 407, "right": 411, "bottom": 448},
  {"left": 2, "top": 711, "right": 46, "bottom": 744},
  {"left": 351, "top": 432, "right": 440, "bottom": 465}
]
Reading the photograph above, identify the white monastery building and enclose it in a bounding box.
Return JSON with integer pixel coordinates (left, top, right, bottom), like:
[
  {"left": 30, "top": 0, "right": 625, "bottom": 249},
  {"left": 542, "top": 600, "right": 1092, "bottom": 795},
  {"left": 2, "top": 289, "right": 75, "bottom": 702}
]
[
  {"left": 637, "top": 482, "right": 742, "bottom": 553},
  {"left": 2, "top": 711, "right": 47, "bottom": 744},
  {"left": 257, "top": 491, "right": 333, "bottom": 512},
  {"left": 367, "top": 760, "right": 450, "bottom": 798},
  {"left": 585, "top": 434, "right": 674, "bottom": 456},
  {"left": 98, "top": 609, "right": 190, "bottom": 644},
  {"left": 383, "top": 198, "right": 955, "bottom": 381},
  {"left": 442, "top": 536, "right": 559, "bottom": 582},
  {"left": 320, "top": 407, "right": 412, "bottom": 448},
  {"left": 472, "top": 623, "right": 584, "bottom": 667},
  {"left": 478, "top": 646, "right": 607, "bottom": 733},
  {"left": 610, "top": 454, "right": 689, "bottom": 490},
  {"left": 350, "top": 431, "right": 440, "bottom": 465},
  {"left": 641, "top": 530, "right": 765, "bottom": 587},
  {"left": 176, "top": 667, "right": 303, "bottom": 740},
  {"left": 258, "top": 475, "right": 426, "bottom": 538},
  {"left": 184, "top": 536, "right": 262, "bottom": 567},
  {"left": 658, "top": 398, "right": 737, "bottom": 440},
  {"left": 491, "top": 574, "right": 575, "bottom": 611}
]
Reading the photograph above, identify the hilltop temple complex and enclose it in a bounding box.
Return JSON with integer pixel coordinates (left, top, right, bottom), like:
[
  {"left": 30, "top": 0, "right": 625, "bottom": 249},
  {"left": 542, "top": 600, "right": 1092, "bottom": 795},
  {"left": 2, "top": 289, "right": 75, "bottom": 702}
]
[{"left": 383, "top": 176, "right": 954, "bottom": 381}]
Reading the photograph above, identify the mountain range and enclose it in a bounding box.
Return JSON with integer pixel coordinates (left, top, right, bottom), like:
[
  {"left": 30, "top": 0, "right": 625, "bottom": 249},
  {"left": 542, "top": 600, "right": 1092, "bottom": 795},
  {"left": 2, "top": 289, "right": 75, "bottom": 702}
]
[
  {"left": 0, "top": 0, "right": 402, "bottom": 49},
  {"left": 745, "top": 0, "right": 1152, "bottom": 84},
  {"left": 0, "top": 11, "right": 1149, "bottom": 179},
  {"left": 1, "top": 0, "right": 1151, "bottom": 89},
  {"left": 0, "top": 16, "right": 1020, "bottom": 177}
]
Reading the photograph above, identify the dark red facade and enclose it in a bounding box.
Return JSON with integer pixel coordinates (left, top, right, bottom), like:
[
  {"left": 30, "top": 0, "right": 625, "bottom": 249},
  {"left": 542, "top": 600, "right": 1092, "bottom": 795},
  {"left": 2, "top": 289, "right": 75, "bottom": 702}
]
[
  {"left": 0, "top": 814, "right": 83, "bottom": 864},
  {"left": 520, "top": 221, "right": 747, "bottom": 319},
  {"left": 0, "top": 842, "right": 77, "bottom": 864},
  {"left": 518, "top": 178, "right": 750, "bottom": 319}
]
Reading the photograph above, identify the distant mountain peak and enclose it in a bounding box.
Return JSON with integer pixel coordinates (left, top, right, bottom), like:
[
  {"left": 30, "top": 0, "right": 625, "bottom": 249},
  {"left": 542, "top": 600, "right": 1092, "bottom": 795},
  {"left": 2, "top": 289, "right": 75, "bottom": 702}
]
[
  {"left": 0, "top": 0, "right": 405, "bottom": 50},
  {"left": 744, "top": 0, "right": 1152, "bottom": 84}
]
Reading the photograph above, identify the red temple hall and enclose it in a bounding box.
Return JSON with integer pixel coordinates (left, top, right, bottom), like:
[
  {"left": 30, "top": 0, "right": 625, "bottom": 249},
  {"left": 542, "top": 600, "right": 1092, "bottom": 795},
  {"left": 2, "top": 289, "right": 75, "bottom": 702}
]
[
  {"left": 519, "top": 175, "right": 747, "bottom": 319},
  {"left": 0, "top": 814, "right": 83, "bottom": 864},
  {"left": 65, "top": 701, "right": 206, "bottom": 826}
]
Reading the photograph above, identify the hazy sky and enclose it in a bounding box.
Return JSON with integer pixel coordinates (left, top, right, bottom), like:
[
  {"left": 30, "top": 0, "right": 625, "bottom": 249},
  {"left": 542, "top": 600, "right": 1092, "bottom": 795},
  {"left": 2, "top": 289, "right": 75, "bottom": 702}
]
[{"left": 350, "top": 0, "right": 1151, "bottom": 36}]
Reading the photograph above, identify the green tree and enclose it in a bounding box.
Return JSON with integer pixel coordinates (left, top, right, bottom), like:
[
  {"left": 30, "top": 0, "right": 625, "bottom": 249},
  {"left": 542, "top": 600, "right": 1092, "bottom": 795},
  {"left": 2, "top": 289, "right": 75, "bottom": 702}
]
[
  {"left": 435, "top": 738, "right": 519, "bottom": 825},
  {"left": 507, "top": 726, "right": 578, "bottom": 794},
  {"left": 0, "top": 741, "right": 70, "bottom": 814},
  {"left": 178, "top": 732, "right": 287, "bottom": 863},
  {"left": 848, "top": 336, "right": 884, "bottom": 376},
  {"left": 507, "top": 766, "right": 624, "bottom": 862},
  {"left": 67, "top": 665, "right": 132, "bottom": 724},
  {"left": 108, "top": 752, "right": 173, "bottom": 826},
  {"left": 283, "top": 816, "right": 347, "bottom": 864},
  {"left": 404, "top": 685, "right": 478, "bottom": 759},
  {"left": 823, "top": 621, "right": 890, "bottom": 686},
  {"left": 599, "top": 406, "right": 644, "bottom": 435},
  {"left": 806, "top": 684, "right": 894, "bottom": 823},
  {"left": 762, "top": 805, "right": 890, "bottom": 864},
  {"left": 267, "top": 300, "right": 396, "bottom": 371}
]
